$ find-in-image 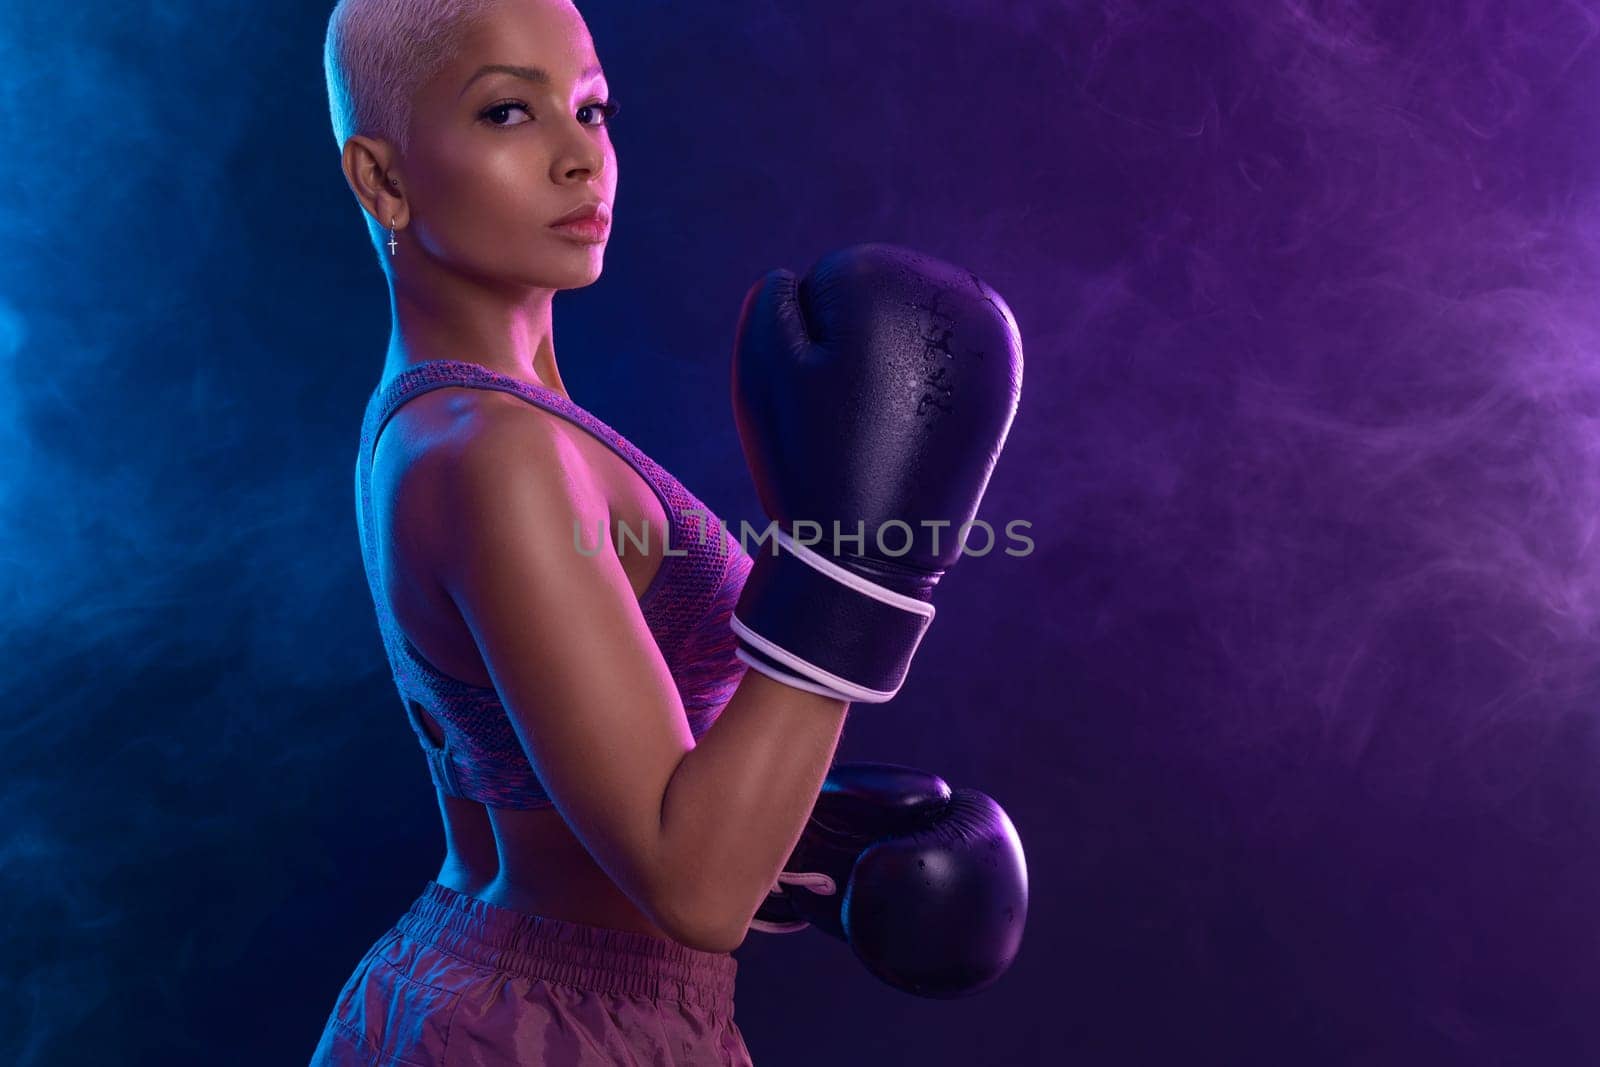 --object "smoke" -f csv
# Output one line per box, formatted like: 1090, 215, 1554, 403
0, 3, 388, 1063
4, 0, 1600, 1060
